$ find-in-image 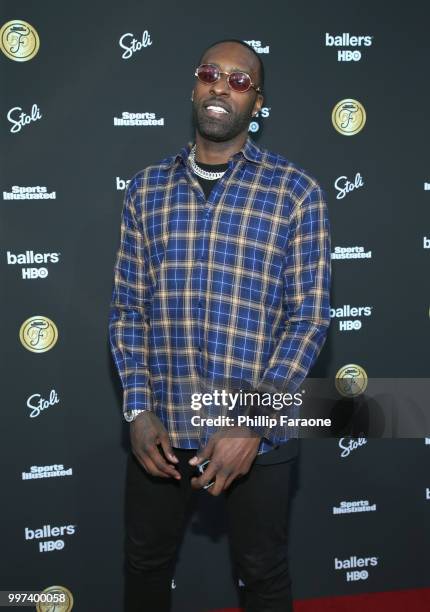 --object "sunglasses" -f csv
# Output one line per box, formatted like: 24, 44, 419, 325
194, 63, 262, 93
